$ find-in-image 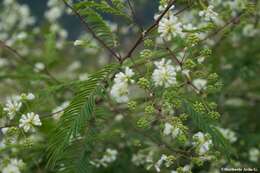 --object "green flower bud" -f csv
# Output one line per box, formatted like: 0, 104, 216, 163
137, 77, 150, 89
144, 39, 154, 48
200, 47, 212, 57
145, 105, 155, 114
137, 117, 150, 128
140, 49, 153, 59
209, 111, 220, 120
23, 138, 33, 148
128, 101, 137, 110
186, 33, 200, 46
193, 102, 206, 113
